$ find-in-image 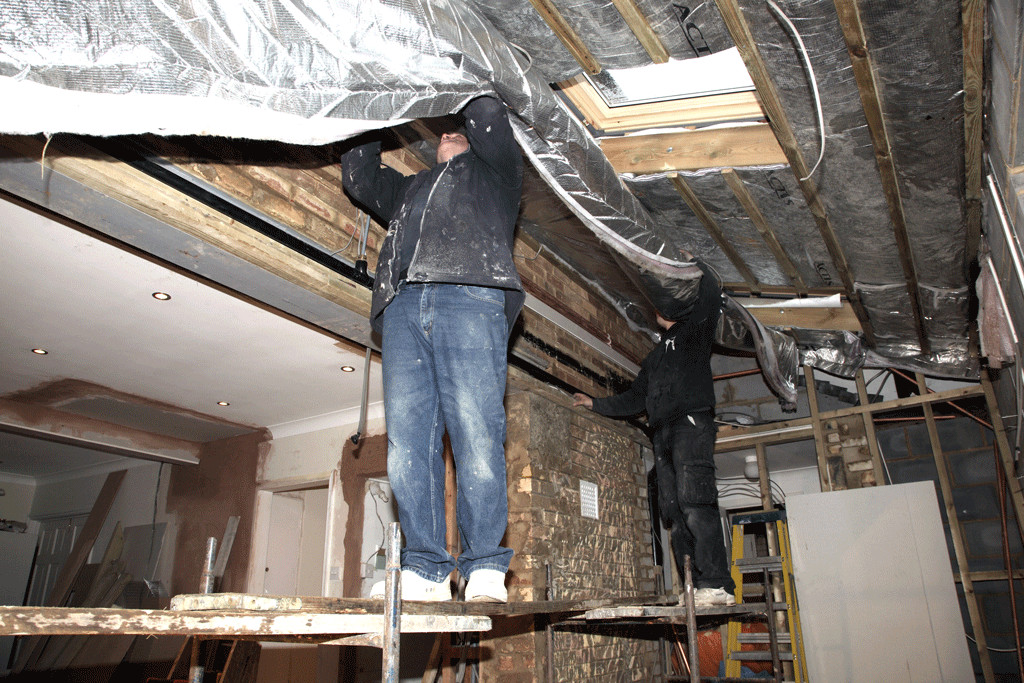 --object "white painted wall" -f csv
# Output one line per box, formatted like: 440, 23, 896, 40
262, 407, 385, 484
0, 475, 35, 523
